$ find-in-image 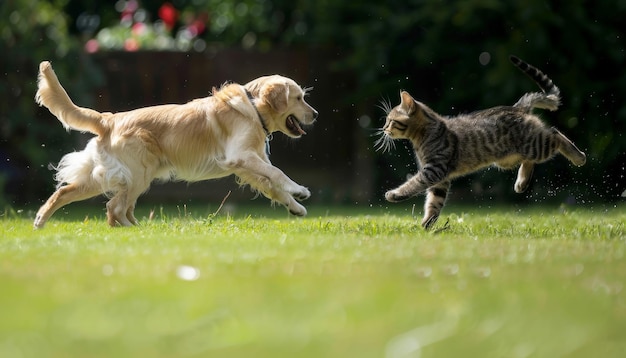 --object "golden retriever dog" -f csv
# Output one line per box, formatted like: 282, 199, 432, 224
33, 61, 318, 228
